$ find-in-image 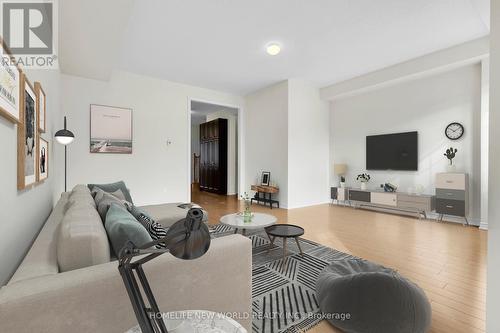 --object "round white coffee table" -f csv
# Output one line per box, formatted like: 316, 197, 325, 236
126, 310, 246, 333
220, 213, 277, 235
